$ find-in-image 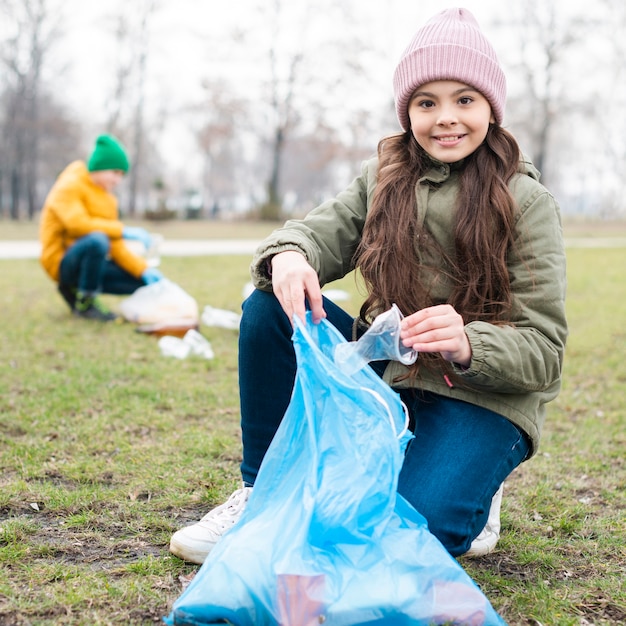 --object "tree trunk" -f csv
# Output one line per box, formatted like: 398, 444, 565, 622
260, 126, 284, 221
10, 168, 20, 220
